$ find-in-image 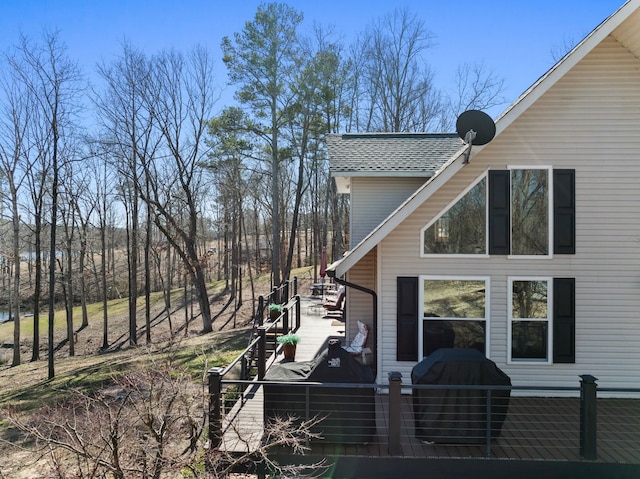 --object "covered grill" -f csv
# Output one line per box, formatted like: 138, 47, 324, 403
411, 348, 511, 444
264, 339, 375, 443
